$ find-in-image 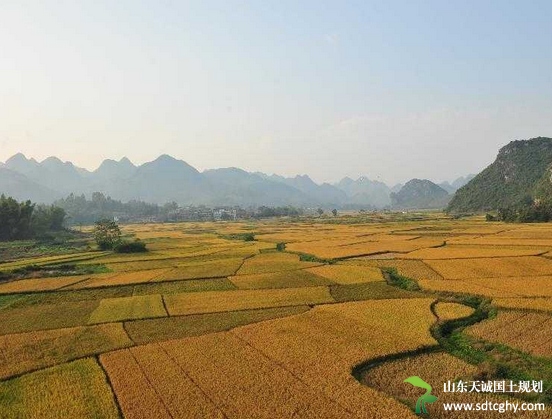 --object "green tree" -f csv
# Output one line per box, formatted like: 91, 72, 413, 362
317, 208, 324, 216
332, 209, 338, 217
93, 219, 121, 250
0, 195, 35, 241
